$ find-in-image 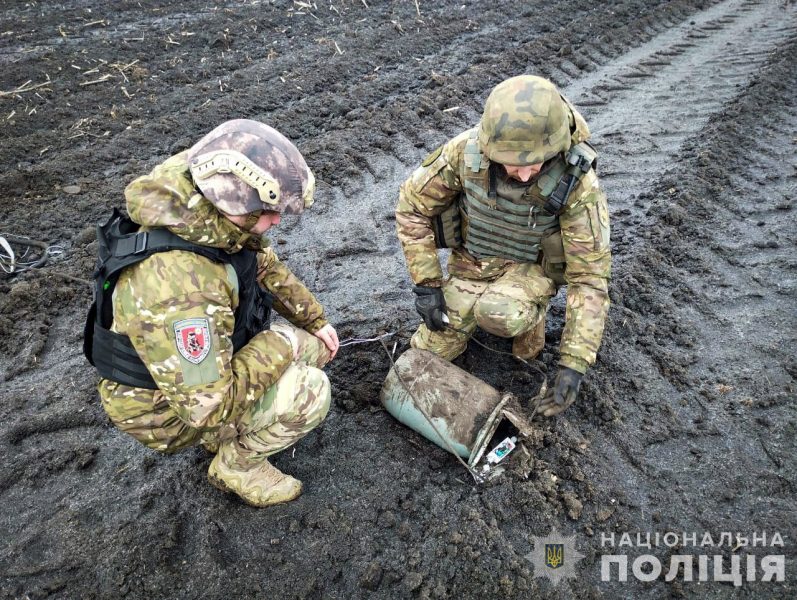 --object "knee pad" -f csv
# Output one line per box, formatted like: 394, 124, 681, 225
474, 292, 541, 338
